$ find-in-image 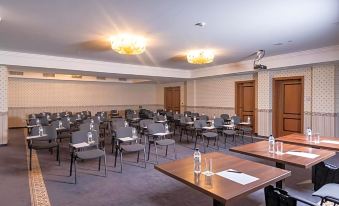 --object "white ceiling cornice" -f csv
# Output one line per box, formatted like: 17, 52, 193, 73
0, 50, 191, 79
1, 45, 339, 80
